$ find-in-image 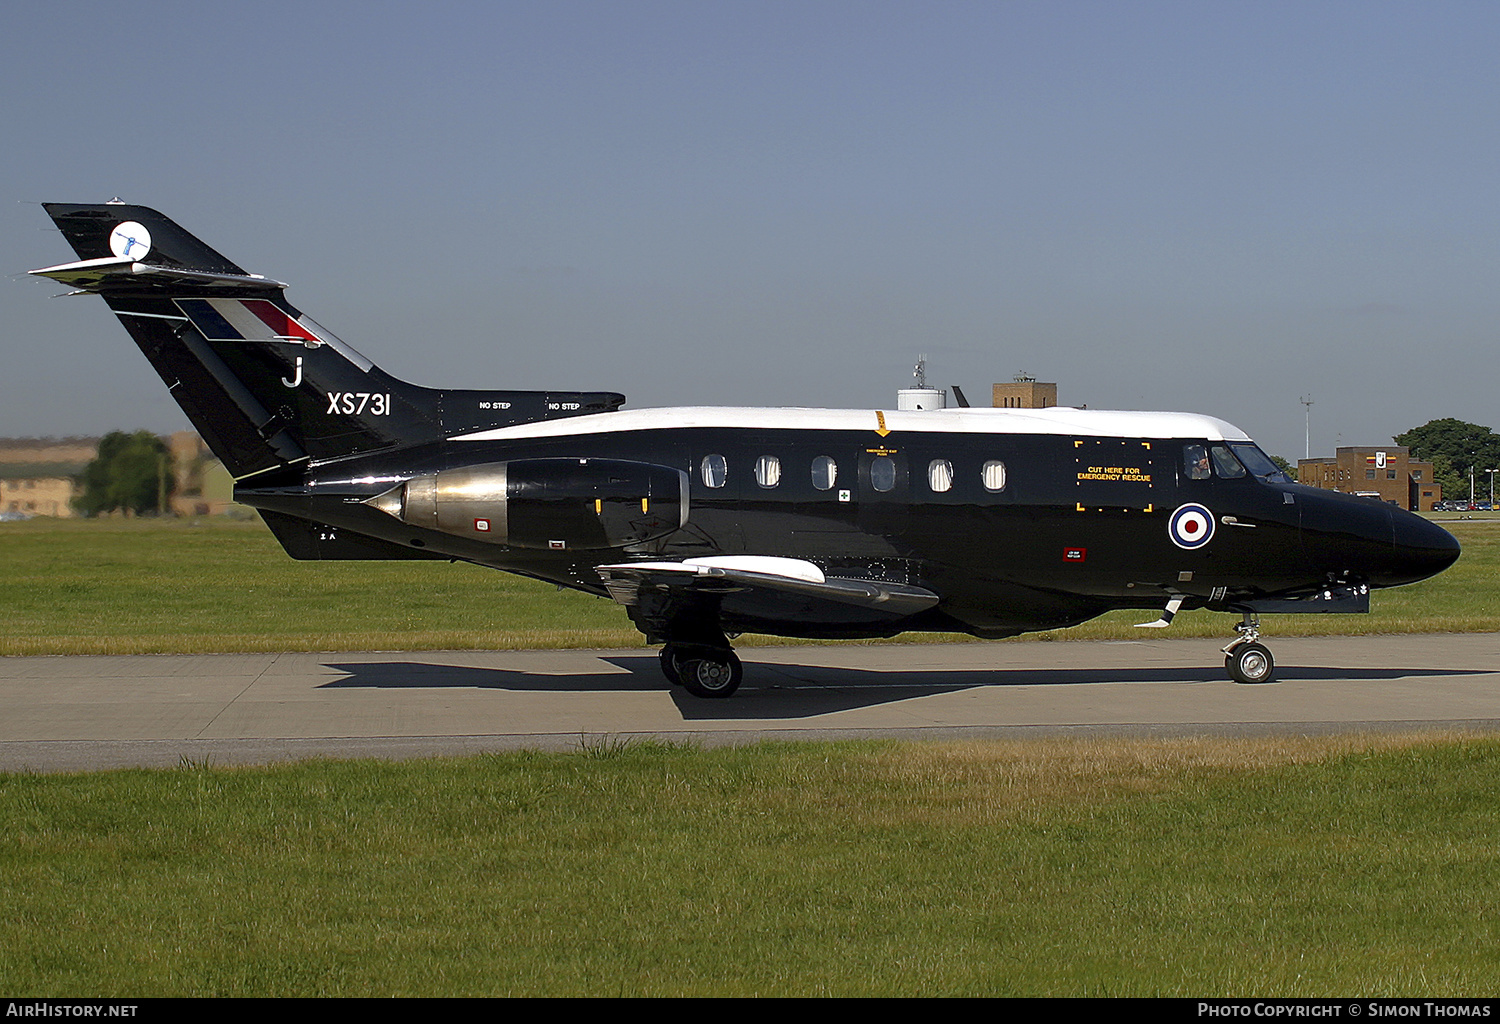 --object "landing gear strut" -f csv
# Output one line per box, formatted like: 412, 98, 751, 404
659, 642, 742, 698
1222, 613, 1276, 684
